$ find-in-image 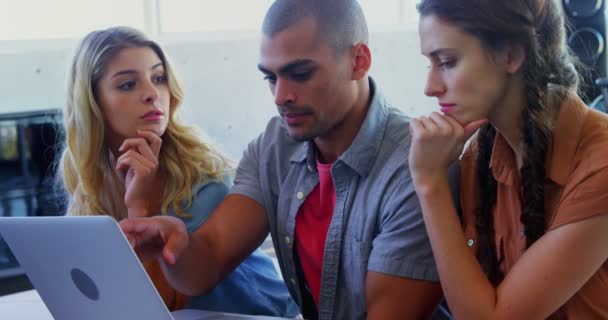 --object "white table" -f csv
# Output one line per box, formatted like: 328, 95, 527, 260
0, 290, 296, 319
0, 290, 54, 319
